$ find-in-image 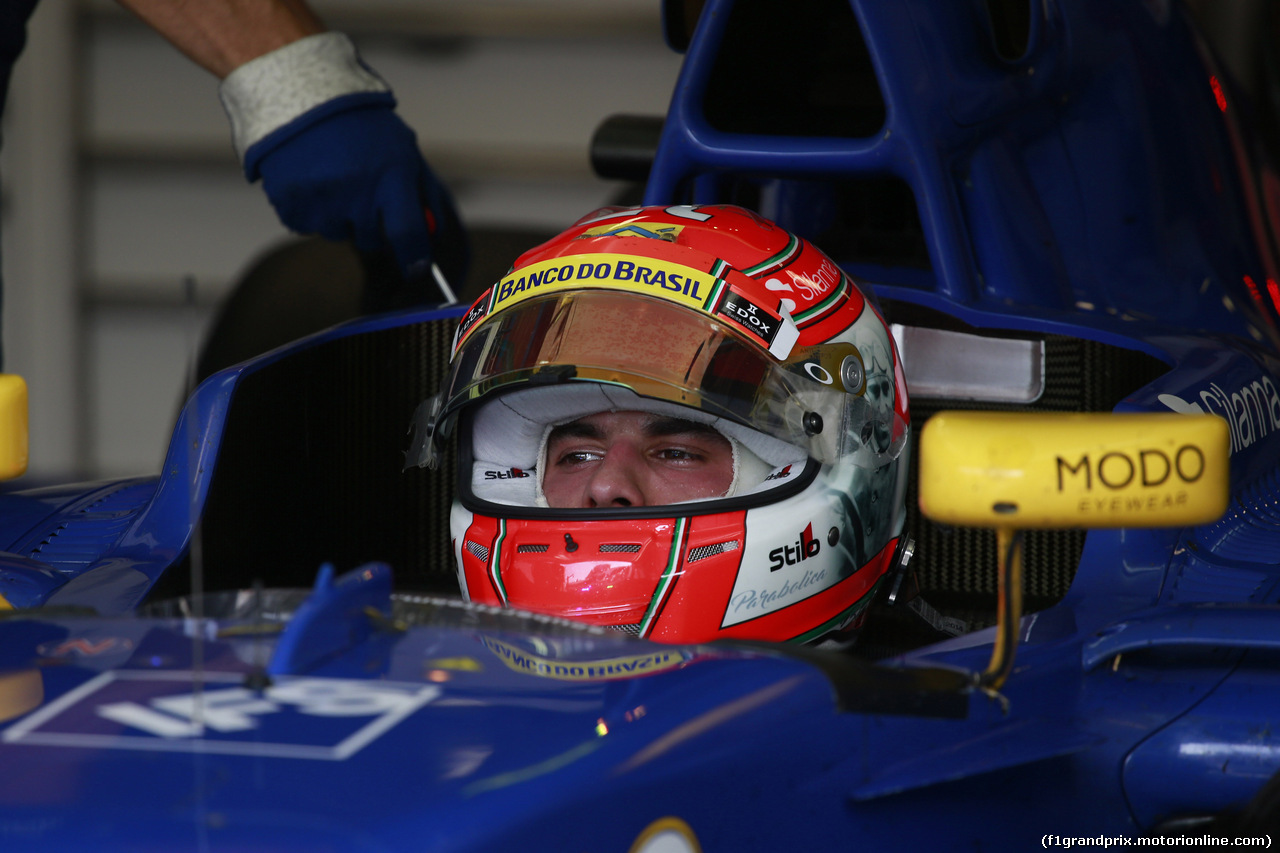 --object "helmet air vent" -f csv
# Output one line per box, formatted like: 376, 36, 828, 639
599, 543, 642, 554
687, 540, 741, 563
